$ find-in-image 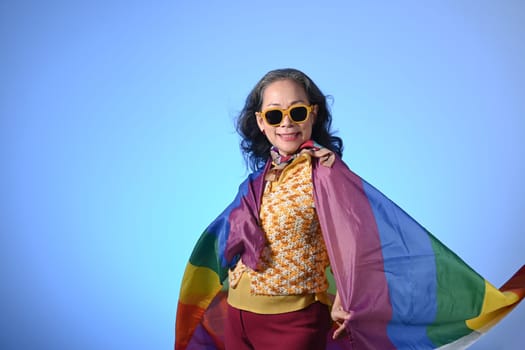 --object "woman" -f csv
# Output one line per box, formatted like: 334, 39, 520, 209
225, 69, 351, 349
